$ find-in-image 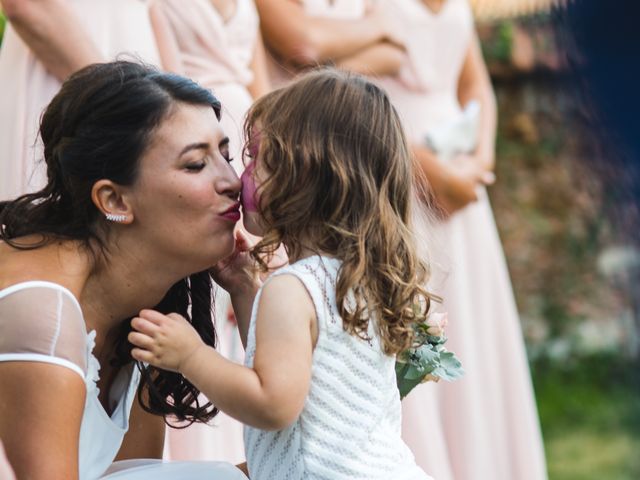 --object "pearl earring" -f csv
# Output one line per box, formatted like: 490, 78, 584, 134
105, 213, 127, 222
